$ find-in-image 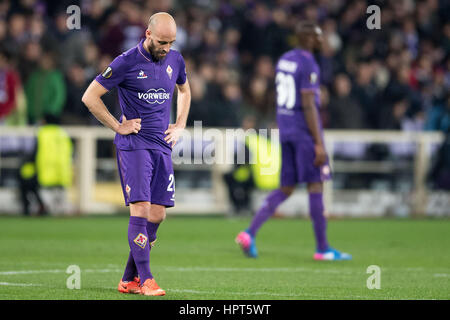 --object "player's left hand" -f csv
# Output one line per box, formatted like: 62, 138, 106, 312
164, 123, 184, 147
